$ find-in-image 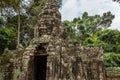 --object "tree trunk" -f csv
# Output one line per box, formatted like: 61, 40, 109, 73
17, 9, 20, 49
